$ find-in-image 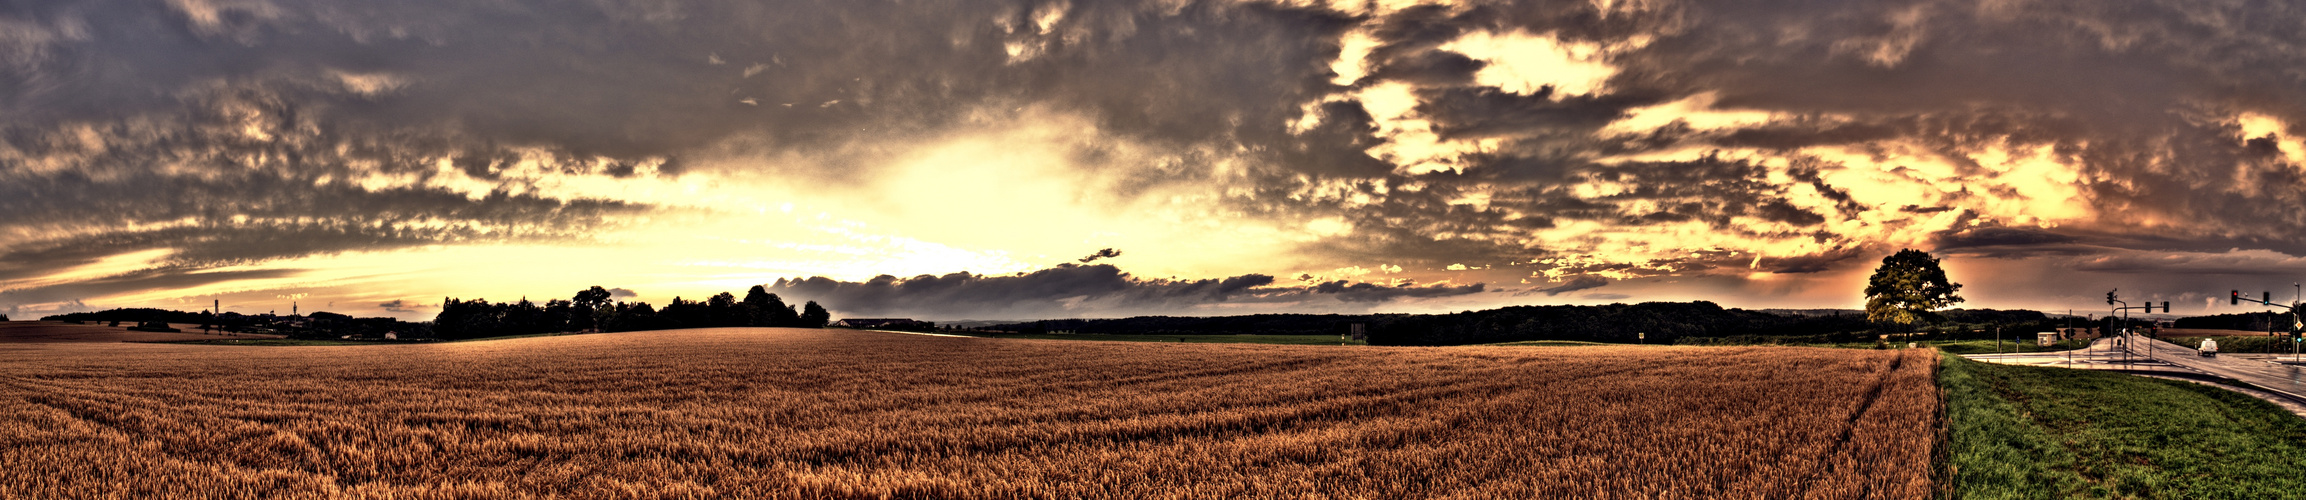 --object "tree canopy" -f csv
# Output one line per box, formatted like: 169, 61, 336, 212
1863, 249, 1965, 327
435, 285, 832, 339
